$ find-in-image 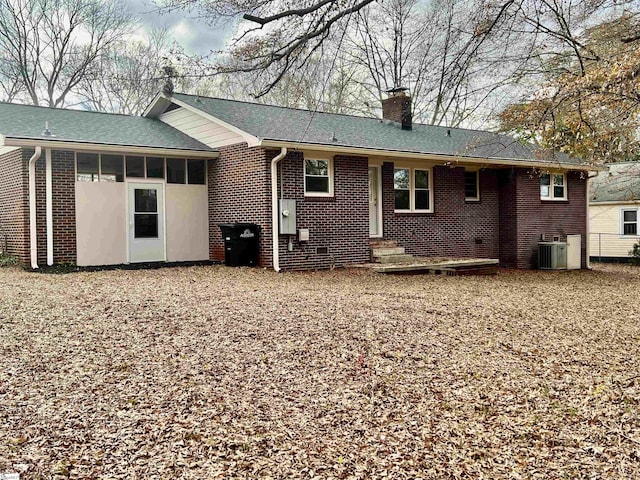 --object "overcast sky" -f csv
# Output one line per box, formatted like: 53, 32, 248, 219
123, 0, 237, 55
